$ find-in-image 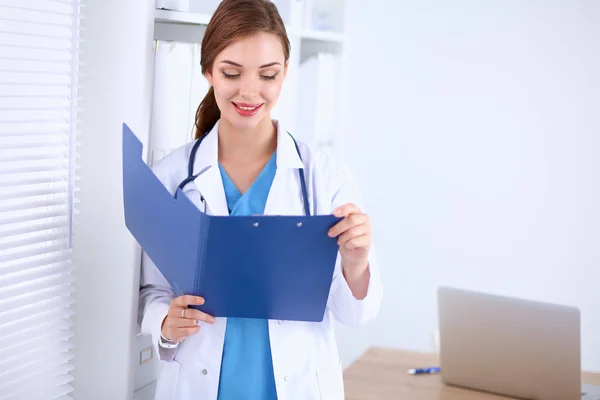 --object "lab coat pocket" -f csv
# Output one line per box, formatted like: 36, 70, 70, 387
316, 363, 344, 400
154, 360, 181, 400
